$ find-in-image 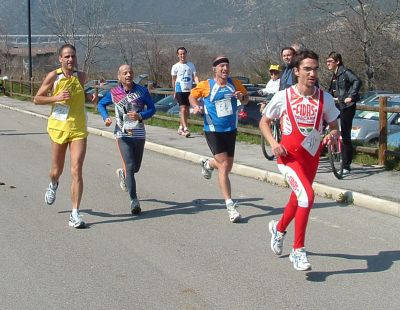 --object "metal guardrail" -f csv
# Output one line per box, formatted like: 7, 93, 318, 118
2, 78, 399, 163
